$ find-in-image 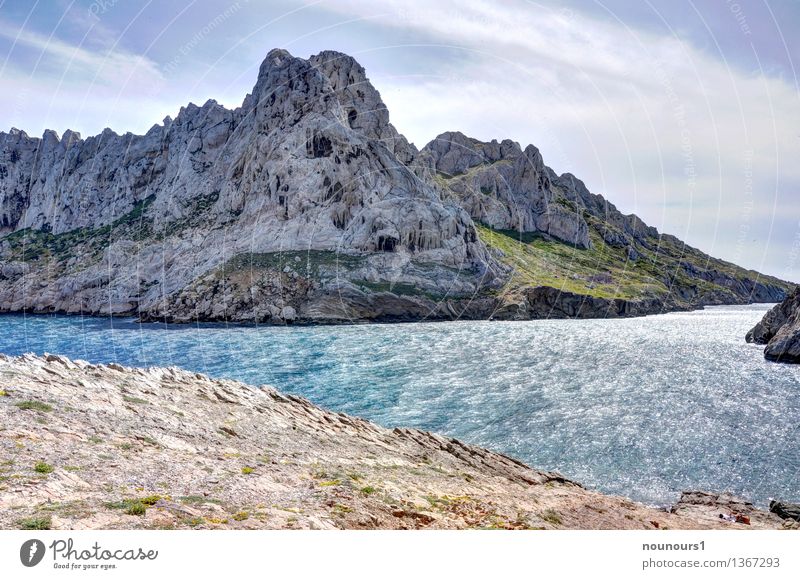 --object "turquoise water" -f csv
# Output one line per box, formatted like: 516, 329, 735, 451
2, 304, 798, 507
